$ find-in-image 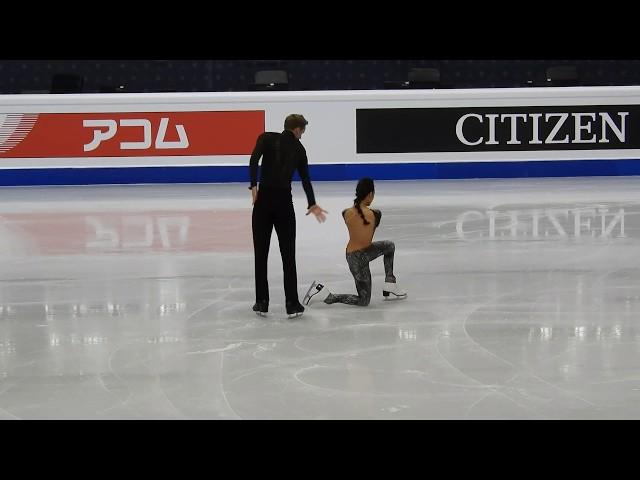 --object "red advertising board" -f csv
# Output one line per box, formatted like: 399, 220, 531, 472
0, 111, 265, 158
